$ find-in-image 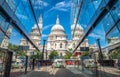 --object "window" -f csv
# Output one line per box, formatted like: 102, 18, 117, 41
60, 43, 62, 48
60, 53, 63, 58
